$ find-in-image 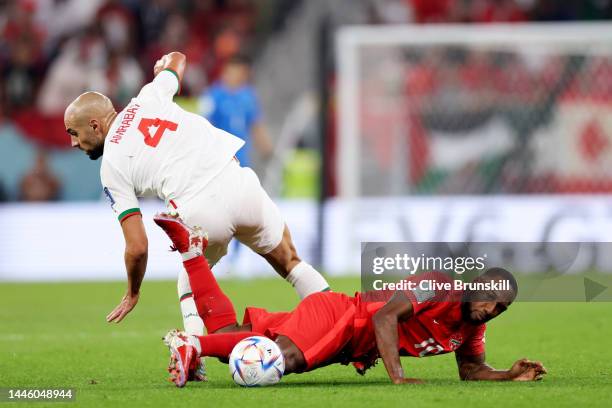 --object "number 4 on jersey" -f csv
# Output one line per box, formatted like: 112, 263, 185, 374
137, 118, 178, 147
